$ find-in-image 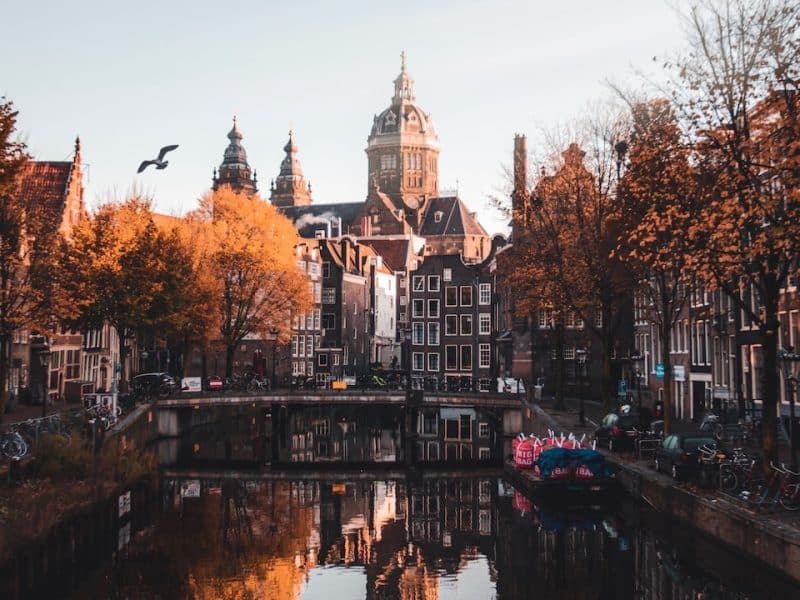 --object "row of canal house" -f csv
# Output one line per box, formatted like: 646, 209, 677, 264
634, 281, 800, 423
